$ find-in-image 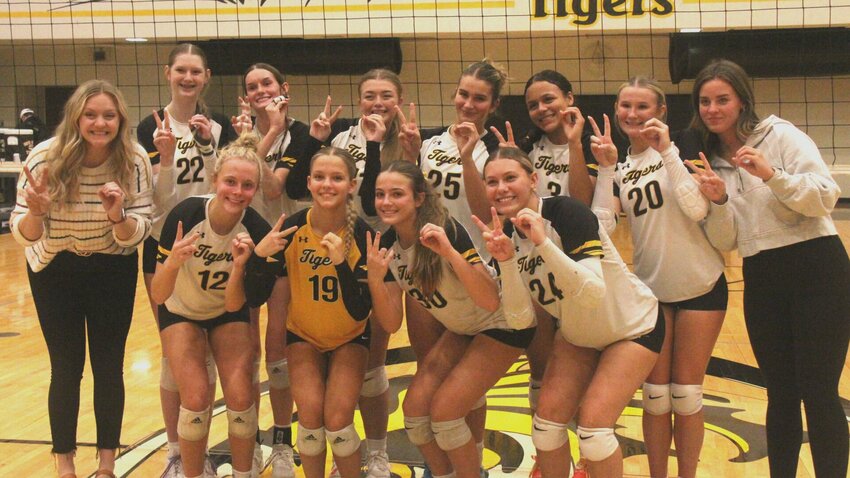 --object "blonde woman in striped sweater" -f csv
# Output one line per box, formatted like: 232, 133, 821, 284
11, 79, 153, 478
